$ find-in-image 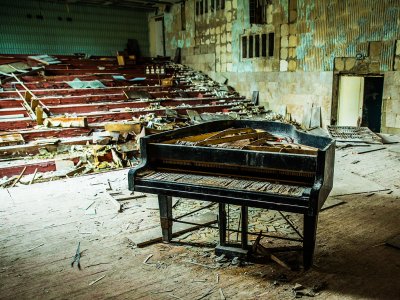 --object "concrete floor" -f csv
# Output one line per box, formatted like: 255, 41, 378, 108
1, 144, 400, 299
